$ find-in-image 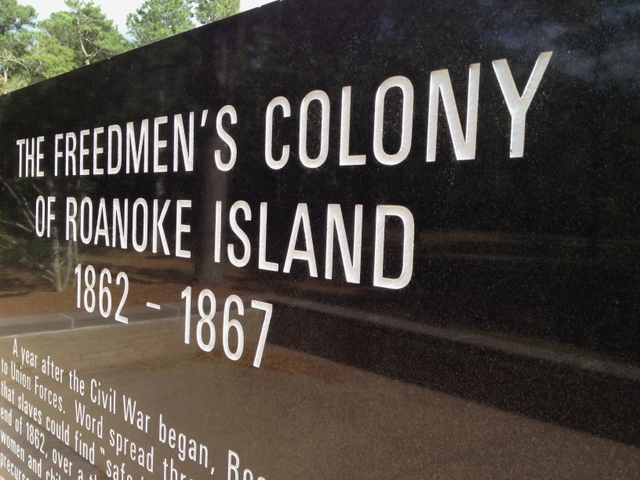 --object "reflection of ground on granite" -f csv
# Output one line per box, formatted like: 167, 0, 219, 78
2, 325, 640, 480
0, 249, 193, 318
